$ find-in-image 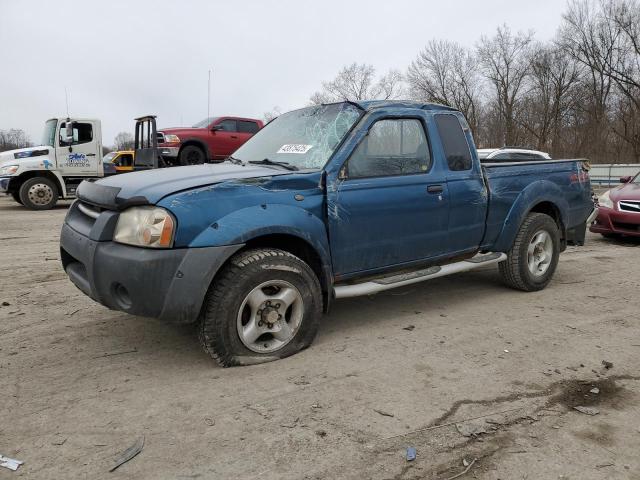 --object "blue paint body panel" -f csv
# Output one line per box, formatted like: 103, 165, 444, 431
87, 101, 594, 287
